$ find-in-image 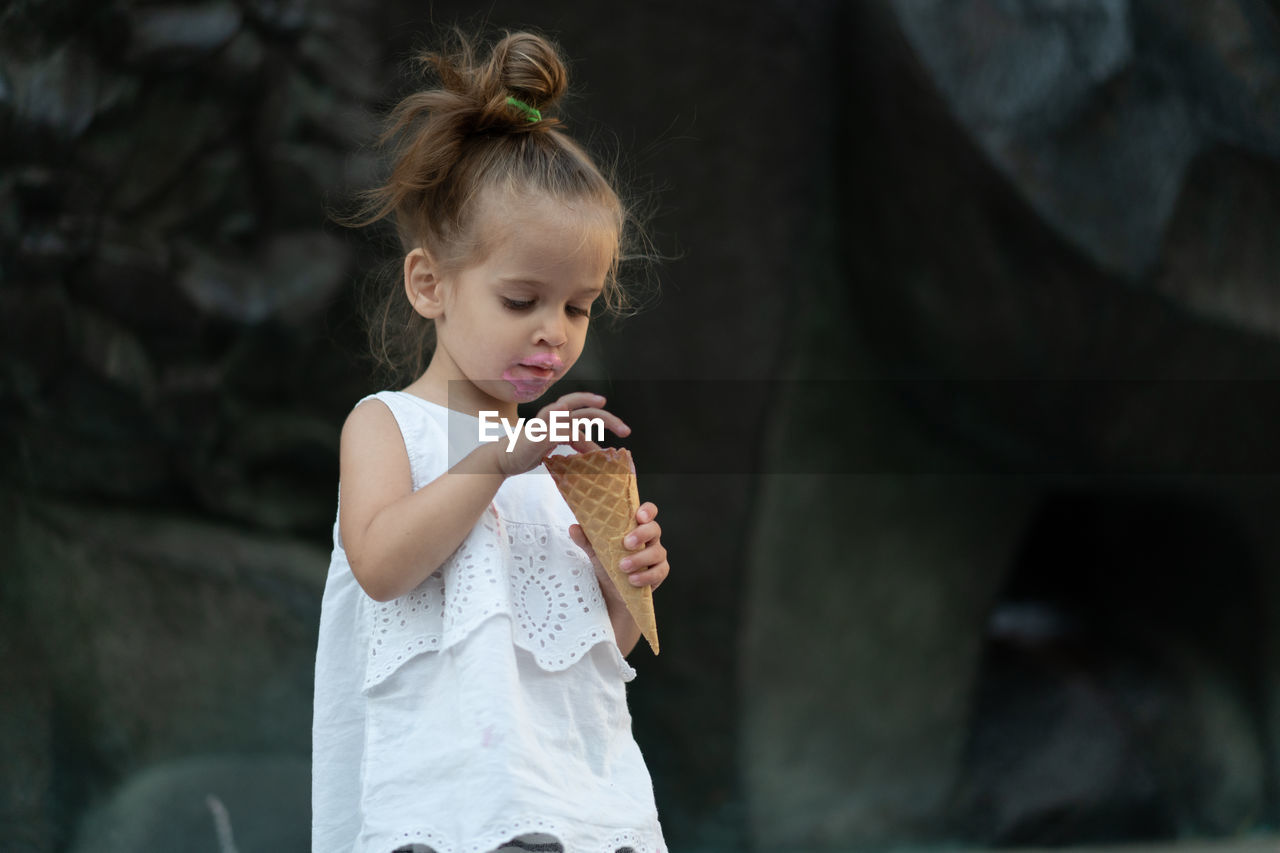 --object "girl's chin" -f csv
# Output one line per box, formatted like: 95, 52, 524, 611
508, 380, 552, 403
